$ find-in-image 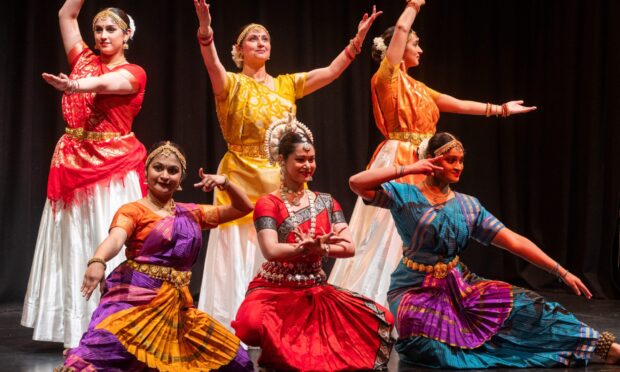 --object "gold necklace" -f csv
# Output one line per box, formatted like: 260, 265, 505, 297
105, 58, 128, 69
421, 180, 451, 205
254, 74, 270, 85
145, 195, 175, 215
281, 184, 305, 206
